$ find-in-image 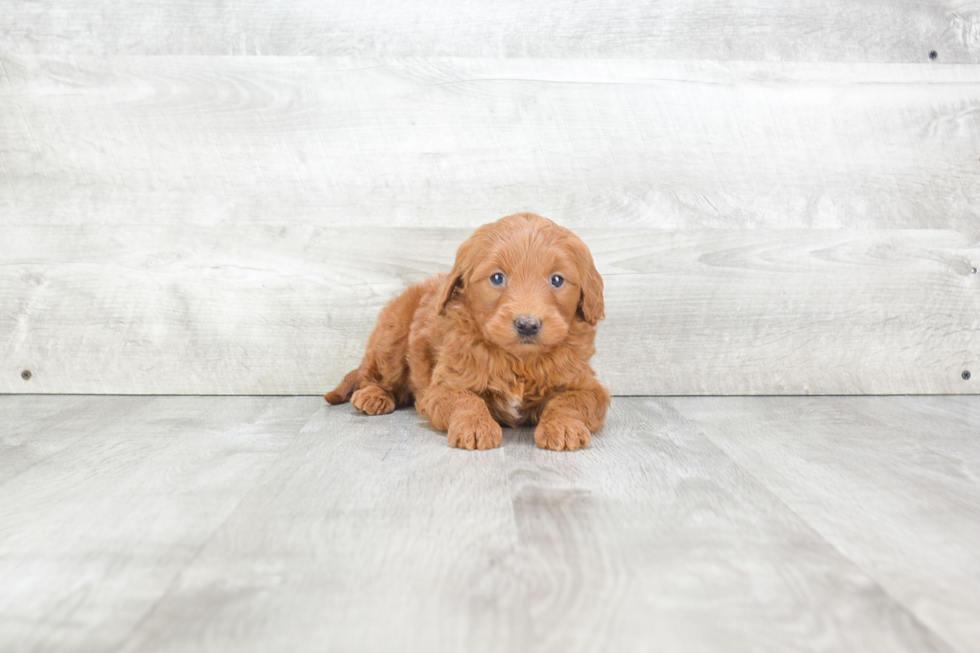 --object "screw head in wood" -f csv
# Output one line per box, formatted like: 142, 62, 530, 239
963, 370, 972, 381
929, 50, 938, 60
21, 370, 32, 381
